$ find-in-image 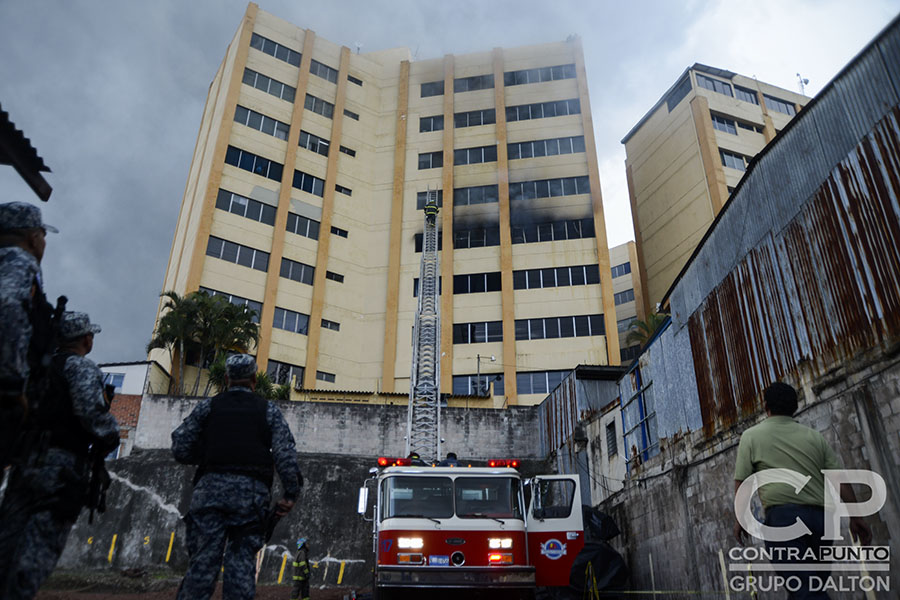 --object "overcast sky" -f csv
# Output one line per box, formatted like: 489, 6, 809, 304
1, 0, 897, 365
